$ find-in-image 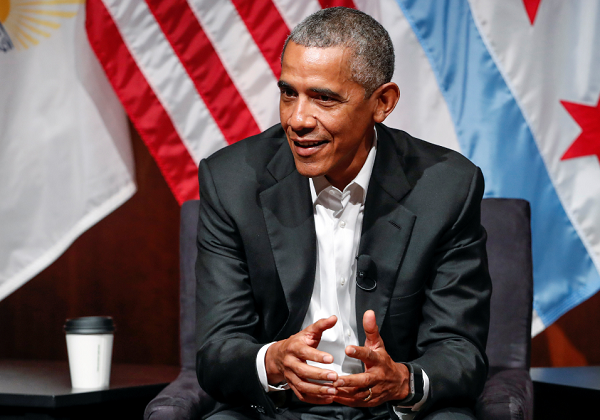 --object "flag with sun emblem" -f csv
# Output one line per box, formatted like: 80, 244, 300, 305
86, 0, 599, 333
0, 0, 136, 300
